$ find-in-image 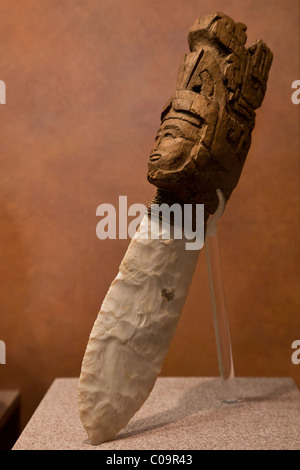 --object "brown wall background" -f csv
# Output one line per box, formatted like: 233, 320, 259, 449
0, 0, 299, 432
